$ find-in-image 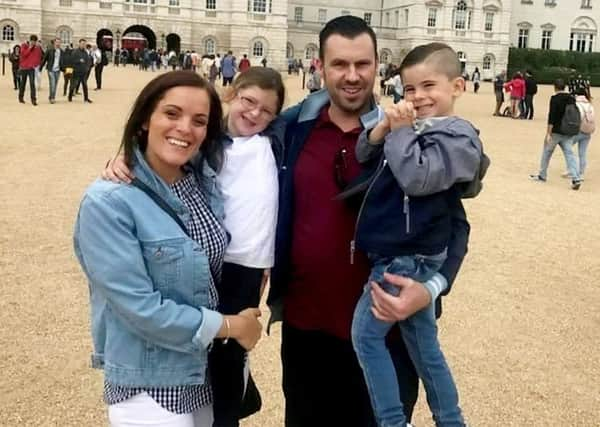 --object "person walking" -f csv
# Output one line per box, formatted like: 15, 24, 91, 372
69, 38, 93, 103
493, 71, 506, 116
41, 37, 64, 104
62, 46, 74, 97
238, 54, 251, 73
530, 79, 582, 190
566, 87, 595, 181
221, 51, 236, 86
18, 34, 43, 105
523, 70, 538, 120
504, 72, 525, 119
